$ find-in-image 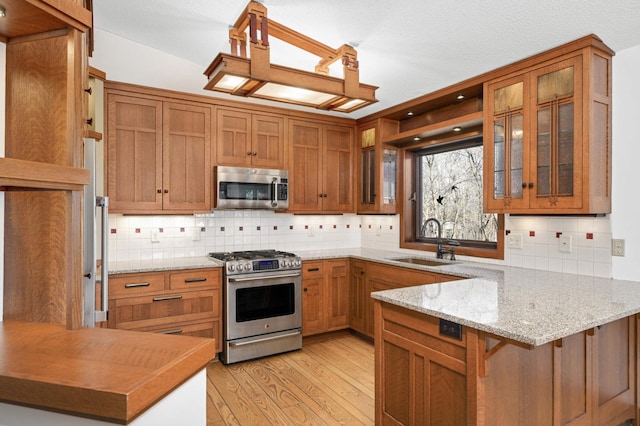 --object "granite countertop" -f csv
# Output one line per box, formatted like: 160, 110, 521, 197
297, 248, 640, 347
109, 256, 222, 275
107, 248, 640, 347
